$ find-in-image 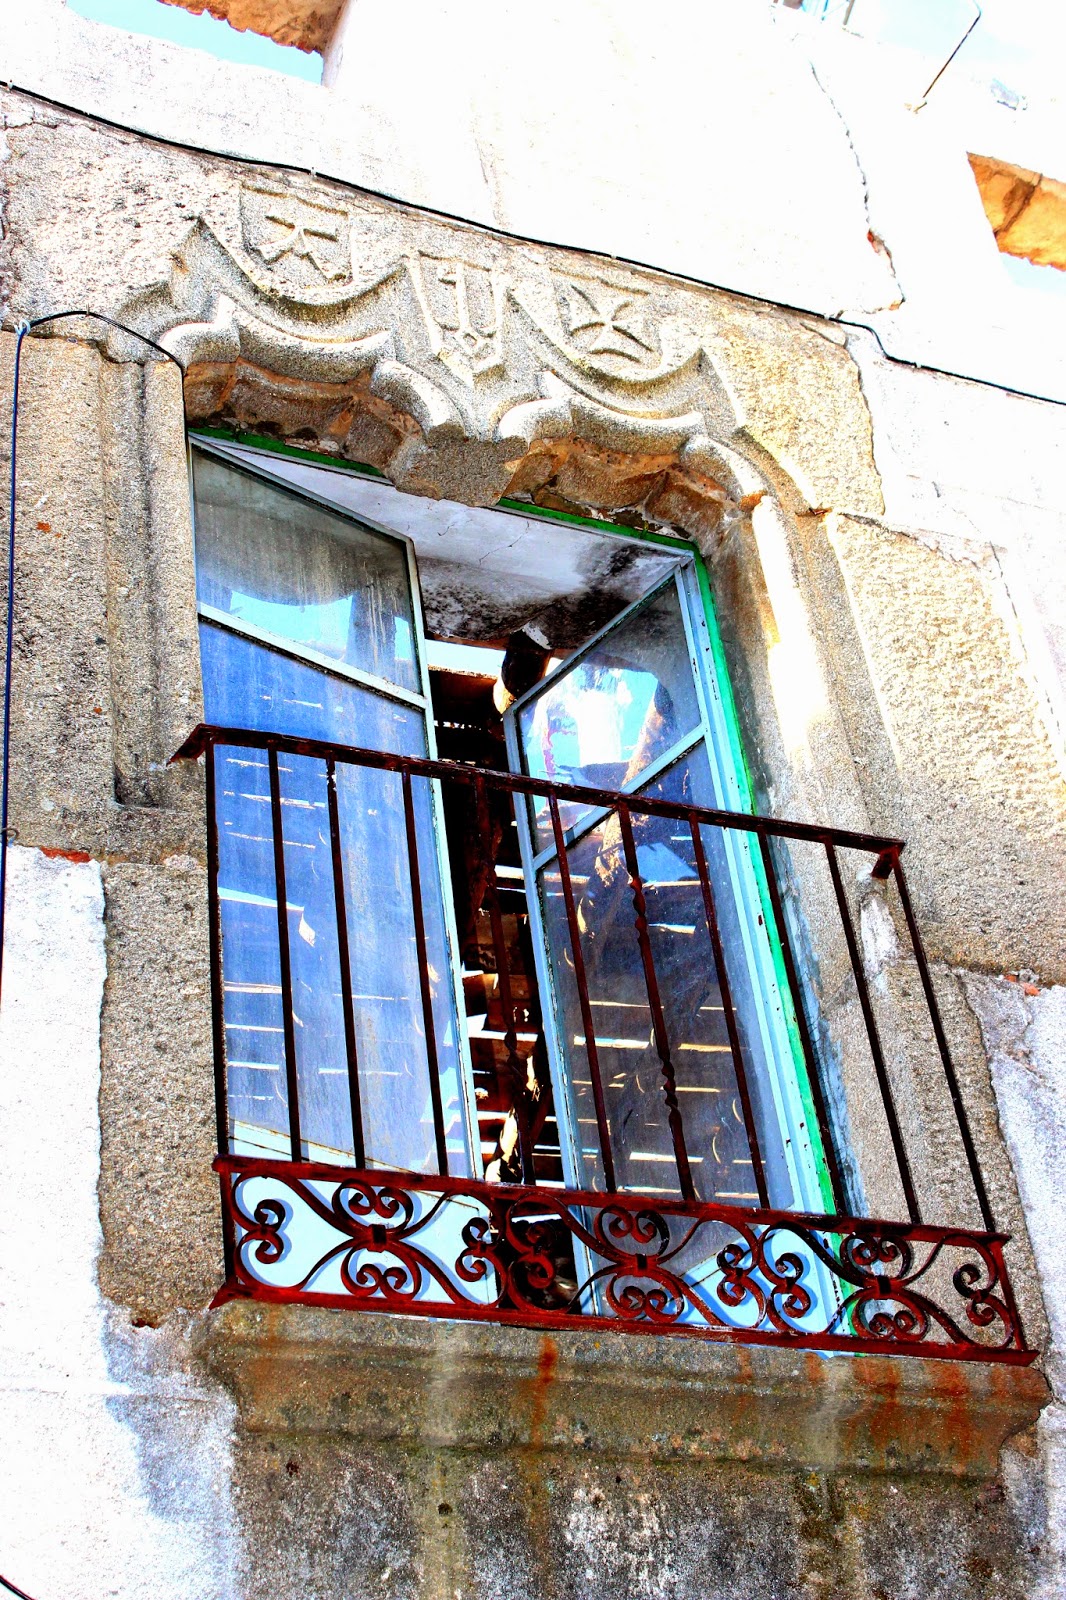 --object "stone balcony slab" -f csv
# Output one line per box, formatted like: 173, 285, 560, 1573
196, 1300, 1049, 1480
